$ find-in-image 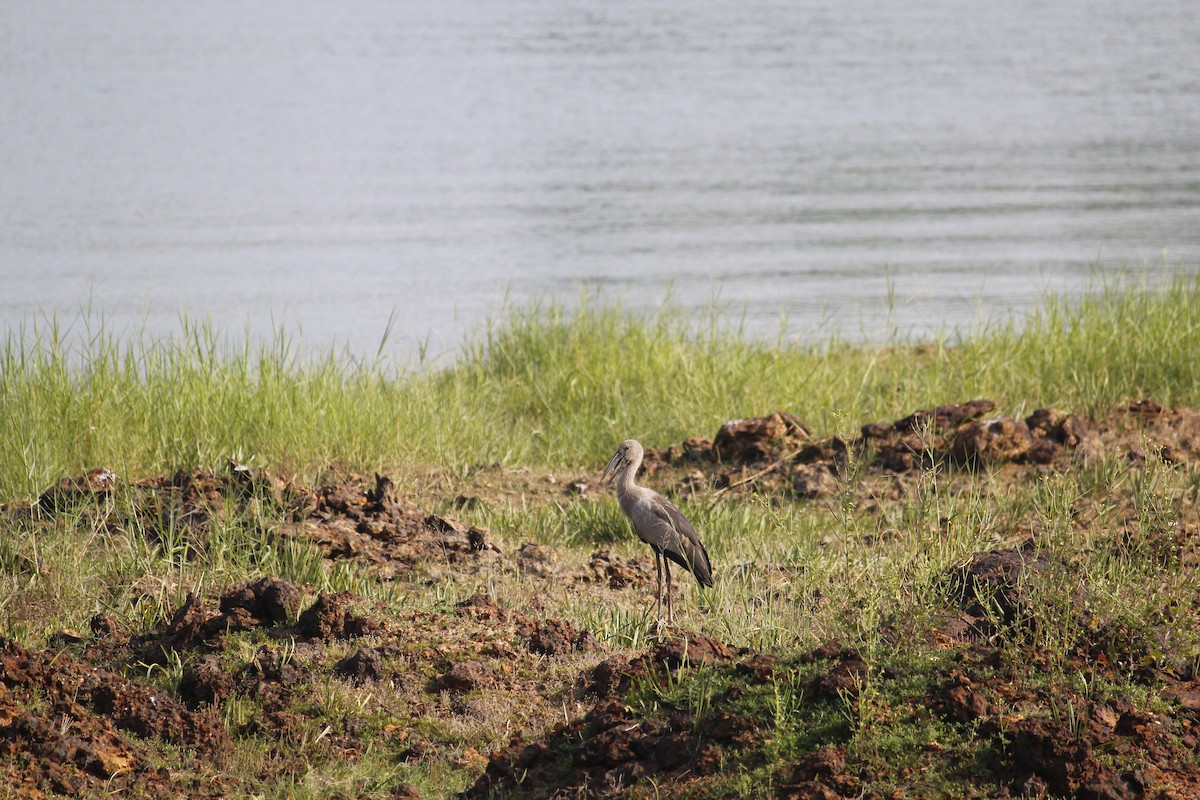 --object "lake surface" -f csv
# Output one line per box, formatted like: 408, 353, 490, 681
2, 1, 1198, 362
